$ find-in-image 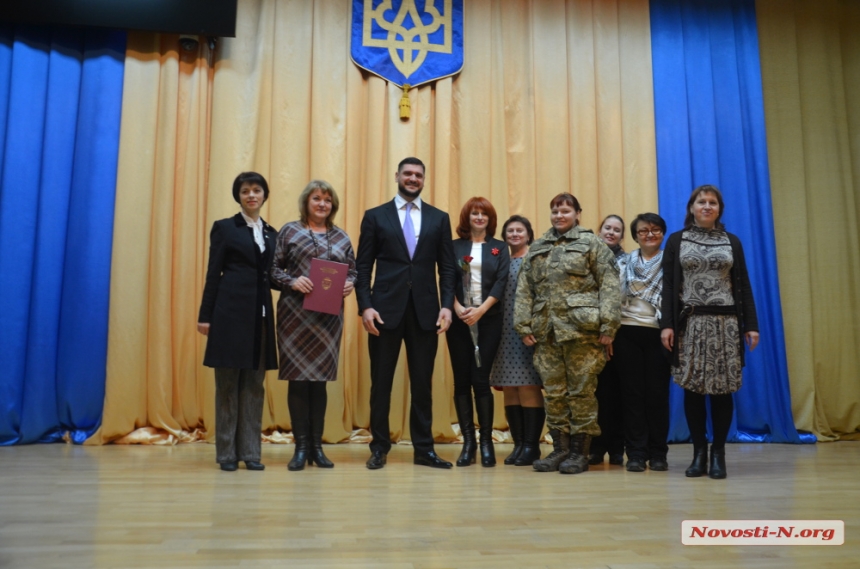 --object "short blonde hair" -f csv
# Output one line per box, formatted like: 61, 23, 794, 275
298, 180, 339, 229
